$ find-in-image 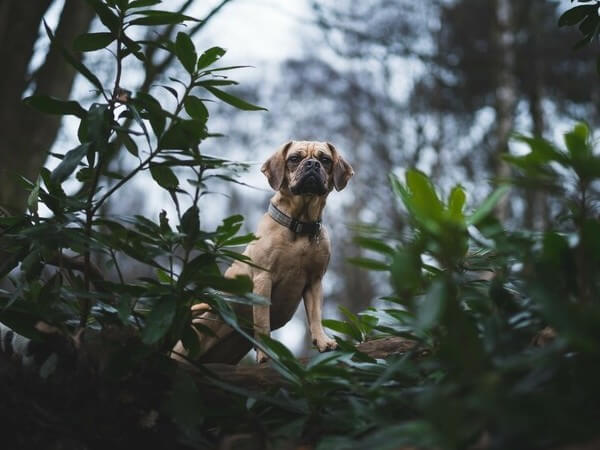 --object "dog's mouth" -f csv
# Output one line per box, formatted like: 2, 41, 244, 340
291, 172, 327, 195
